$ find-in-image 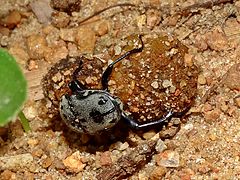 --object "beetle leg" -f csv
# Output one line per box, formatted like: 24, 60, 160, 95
69, 60, 86, 92
68, 80, 85, 92
121, 110, 175, 130
101, 35, 144, 90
